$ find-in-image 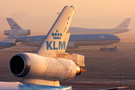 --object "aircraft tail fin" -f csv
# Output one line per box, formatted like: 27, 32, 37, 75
2, 25, 19, 43
6, 18, 23, 30
36, 5, 75, 57
115, 18, 131, 29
